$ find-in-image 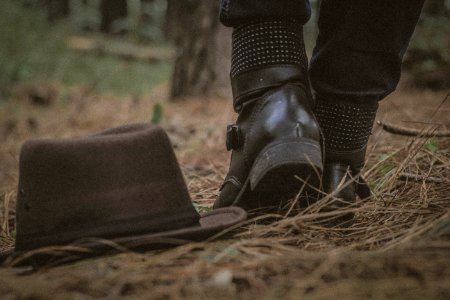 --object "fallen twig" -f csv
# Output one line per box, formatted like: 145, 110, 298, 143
398, 172, 448, 184
67, 36, 174, 62
377, 121, 450, 137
